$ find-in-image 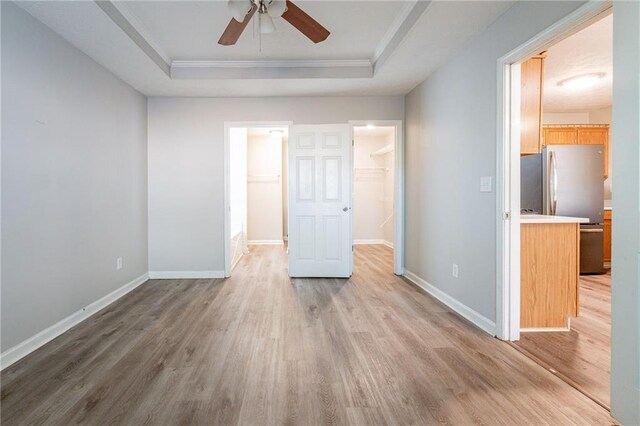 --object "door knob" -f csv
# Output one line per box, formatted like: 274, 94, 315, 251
342, 206, 350, 212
